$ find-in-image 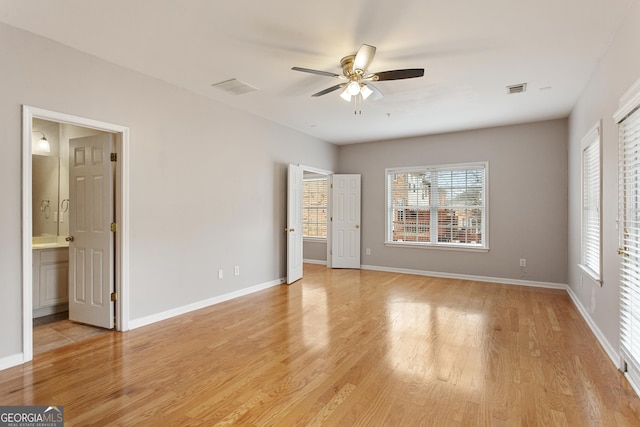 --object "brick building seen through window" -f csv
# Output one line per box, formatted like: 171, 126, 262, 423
388, 166, 485, 247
